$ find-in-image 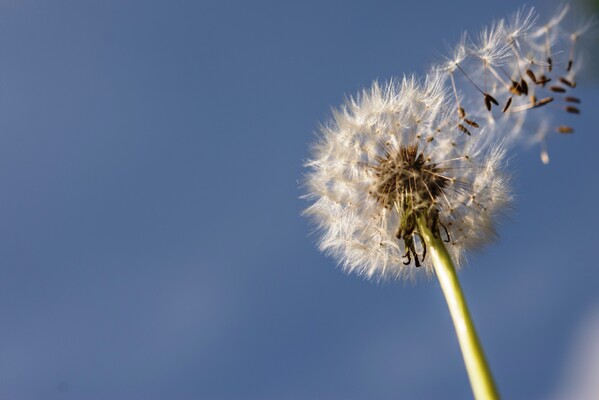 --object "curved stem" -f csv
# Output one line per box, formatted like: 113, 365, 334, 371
417, 216, 499, 400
